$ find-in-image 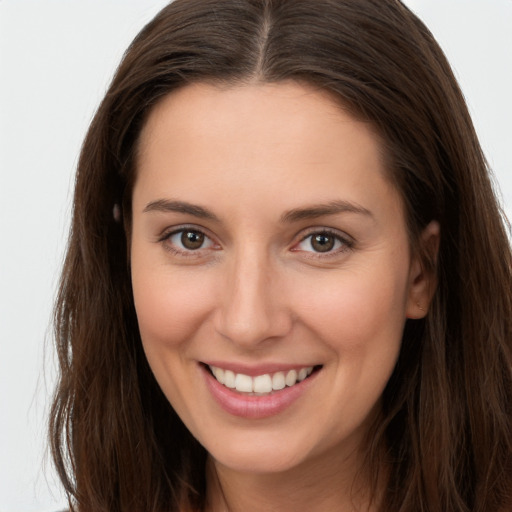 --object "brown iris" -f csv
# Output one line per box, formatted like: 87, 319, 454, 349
311, 233, 335, 252
181, 230, 204, 250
